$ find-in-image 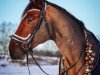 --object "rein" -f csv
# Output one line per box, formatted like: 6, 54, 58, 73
26, 49, 49, 75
